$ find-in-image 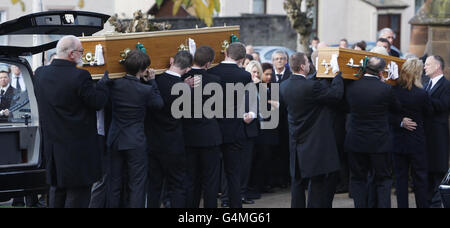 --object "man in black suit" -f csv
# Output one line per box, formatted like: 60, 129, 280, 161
0, 71, 15, 122
280, 52, 344, 208
182, 46, 222, 208
271, 50, 292, 190
378, 28, 400, 57
107, 50, 164, 208
147, 51, 193, 208
423, 55, 450, 208
34, 35, 110, 208
208, 42, 255, 208
345, 56, 401, 208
